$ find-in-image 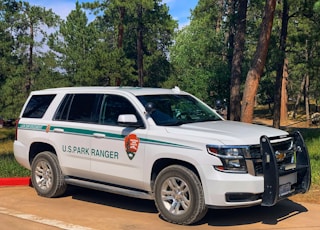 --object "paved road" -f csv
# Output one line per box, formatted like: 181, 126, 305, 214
1, 185, 320, 230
